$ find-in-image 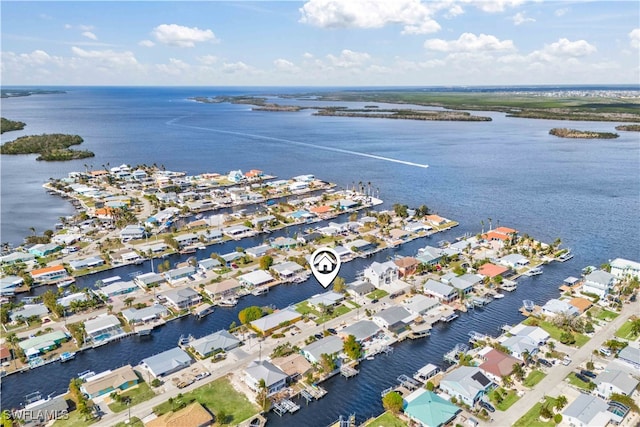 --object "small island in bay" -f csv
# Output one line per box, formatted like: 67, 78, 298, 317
549, 128, 619, 139
0, 88, 66, 98
1, 117, 26, 134
615, 124, 640, 131
0, 133, 95, 161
